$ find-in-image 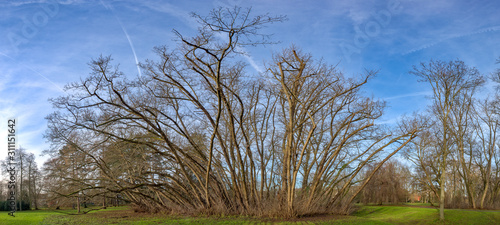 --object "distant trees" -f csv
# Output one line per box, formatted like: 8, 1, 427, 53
1, 148, 42, 210
25, 152, 42, 210
360, 160, 411, 205
42, 7, 420, 217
